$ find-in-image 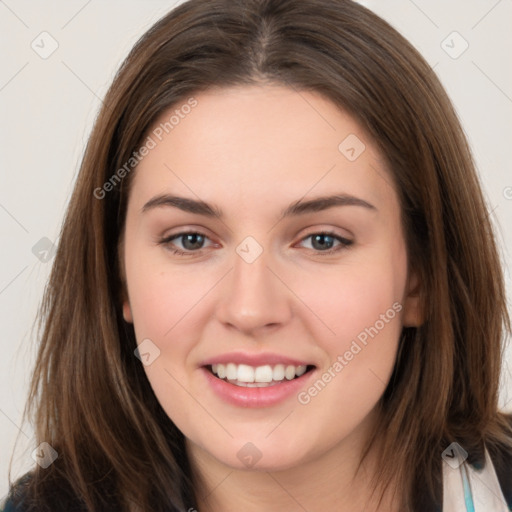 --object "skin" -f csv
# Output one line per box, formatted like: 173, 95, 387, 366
120, 84, 423, 512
